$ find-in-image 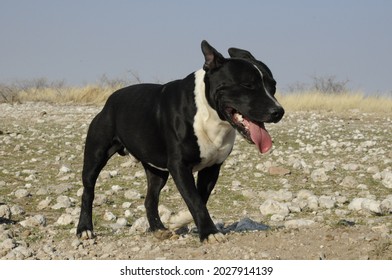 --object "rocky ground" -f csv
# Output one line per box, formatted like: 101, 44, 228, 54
0, 102, 391, 260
